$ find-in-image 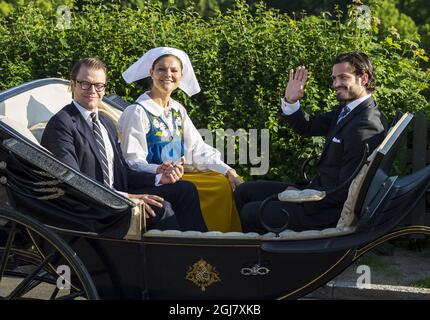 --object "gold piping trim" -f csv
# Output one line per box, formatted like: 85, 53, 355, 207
354, 226, 430, 259
33, 179, 62, 186
277, 249, 353, 300
32, 170, 55, 179
143, 241, 260, 248
33, 187, 65, 200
